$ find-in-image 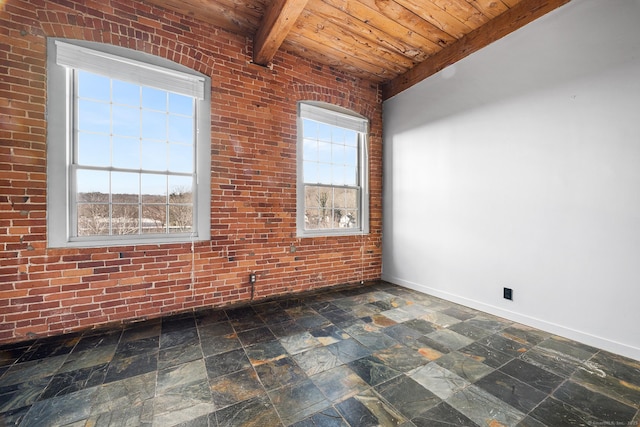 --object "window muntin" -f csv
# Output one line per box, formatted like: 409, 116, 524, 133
297, 102, 369, 236
47, 39, 211, 248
